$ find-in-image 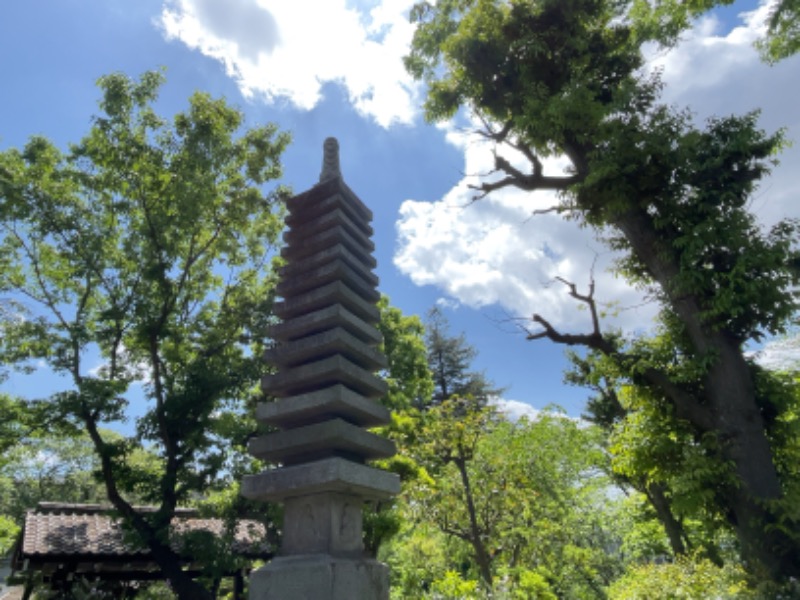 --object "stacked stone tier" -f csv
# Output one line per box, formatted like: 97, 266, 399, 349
243, 176, 399, 506
256, 384, 390, 429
